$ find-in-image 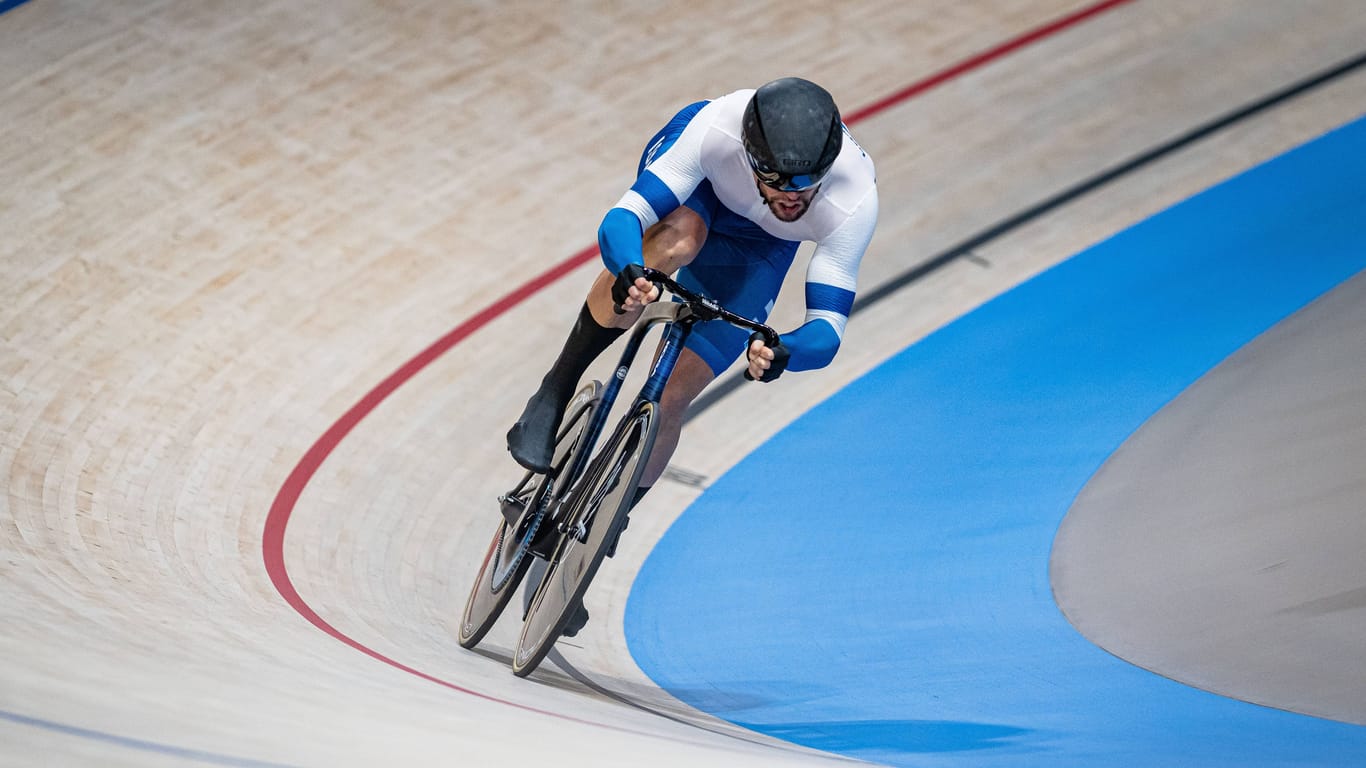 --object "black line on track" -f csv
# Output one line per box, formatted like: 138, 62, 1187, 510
549, 46, 1366, 733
